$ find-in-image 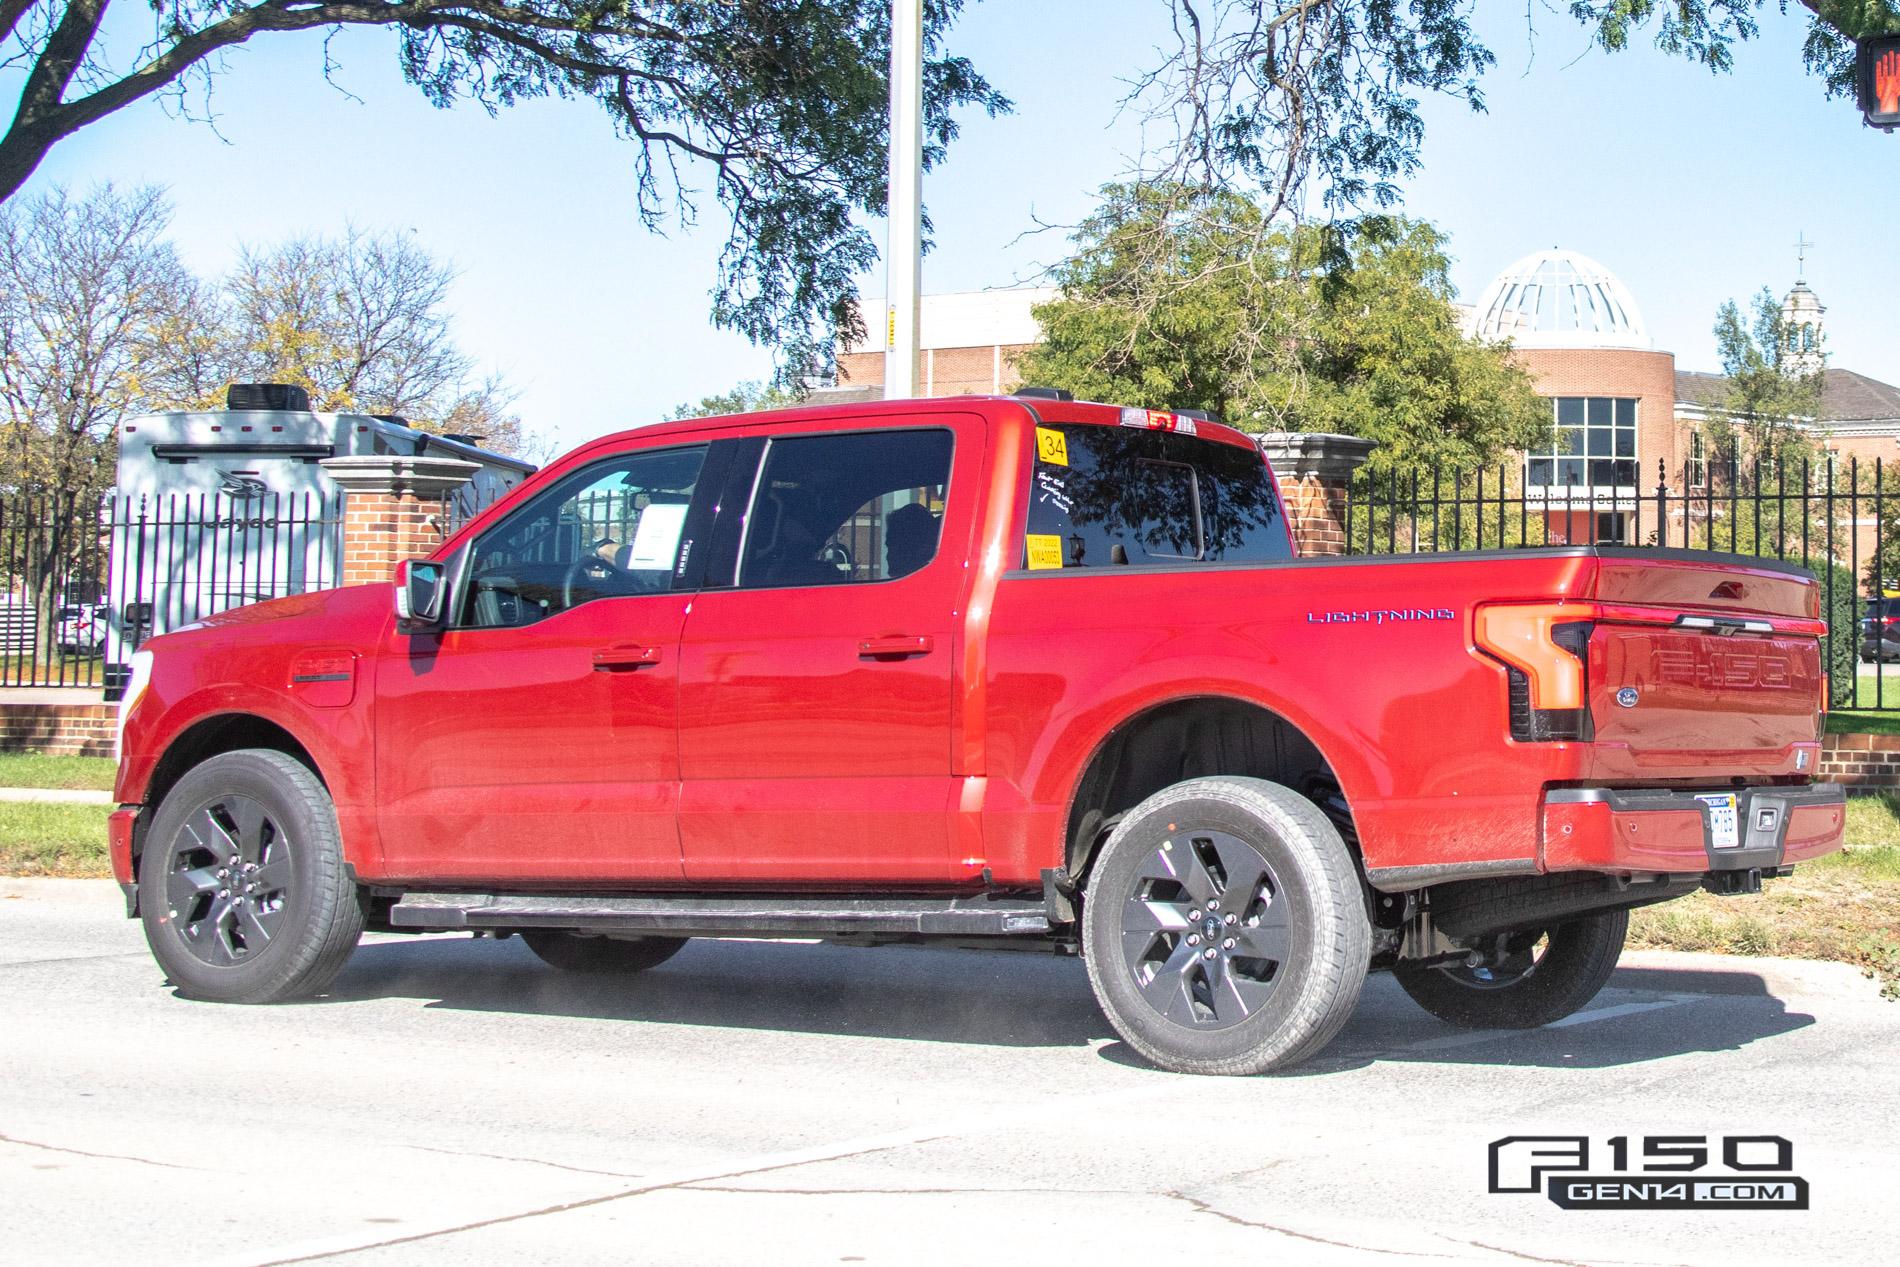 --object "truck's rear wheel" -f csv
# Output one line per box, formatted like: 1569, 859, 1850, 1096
520, 931, 687, 973
138, 749, 364, 1003
1081, 777, 1371, 1075
1393, 908, 1627, 1029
